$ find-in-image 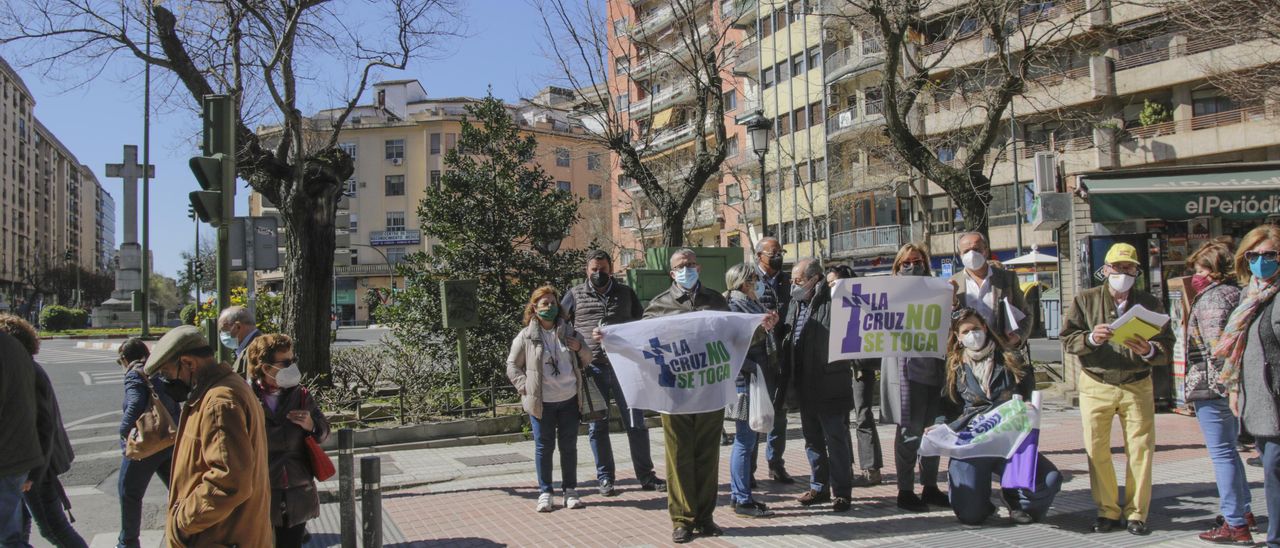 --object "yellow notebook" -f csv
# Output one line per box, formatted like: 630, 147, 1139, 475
1109, 305, 1169, 347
